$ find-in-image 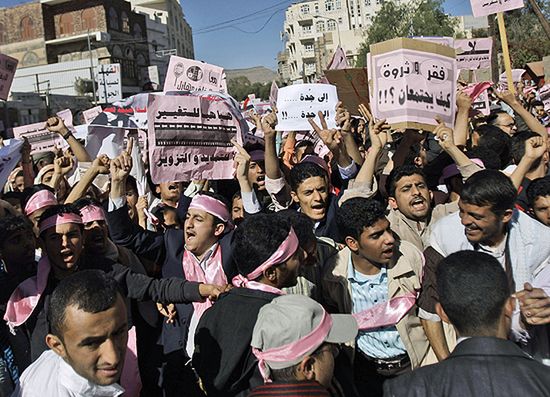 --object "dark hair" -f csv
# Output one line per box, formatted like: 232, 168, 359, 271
276, 210, 316, 249
461, 170, 516, 216
231, 213, 292, 277
530, 100, 544, 108
475, 125, 511, 168
437, 251, 510, 335
73, 197, 102, 211
485, 110, 509, 126
270, 343, 327, 381
387, 165, 427, 198
2, 191, 24, 203
511, 131, 541, 171
48, 270, 122, 338
20, 184, 55, 211
38, 204, 82, 237
125, 175, 138, 193
0, 215, 33, 249
526, 176, 550, 208
294, 140, 314, 150
289, 161, 327, 192
467, 147, 501, 171
336, 198, 386, 241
